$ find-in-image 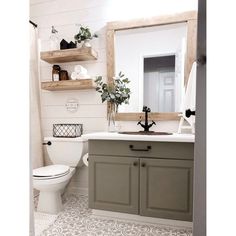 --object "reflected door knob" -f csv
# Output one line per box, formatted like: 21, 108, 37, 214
141, 163, 146, 167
